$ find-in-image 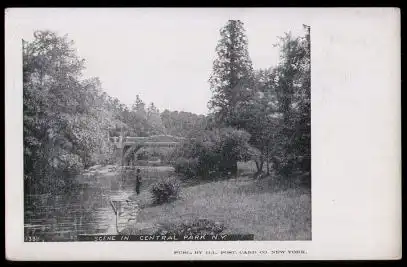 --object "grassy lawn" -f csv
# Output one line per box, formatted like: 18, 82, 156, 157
123, 162, 311, 240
